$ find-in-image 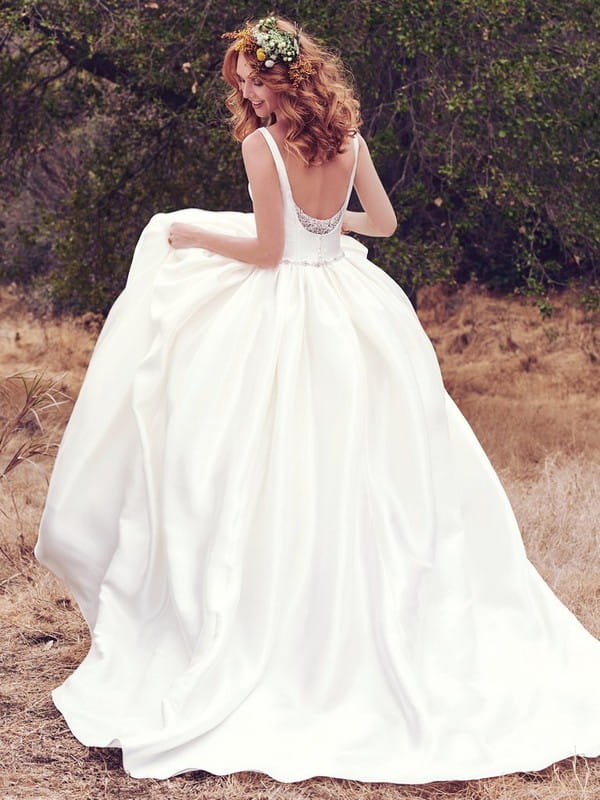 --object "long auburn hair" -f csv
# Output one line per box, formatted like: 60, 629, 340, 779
221, 17, 362, 165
